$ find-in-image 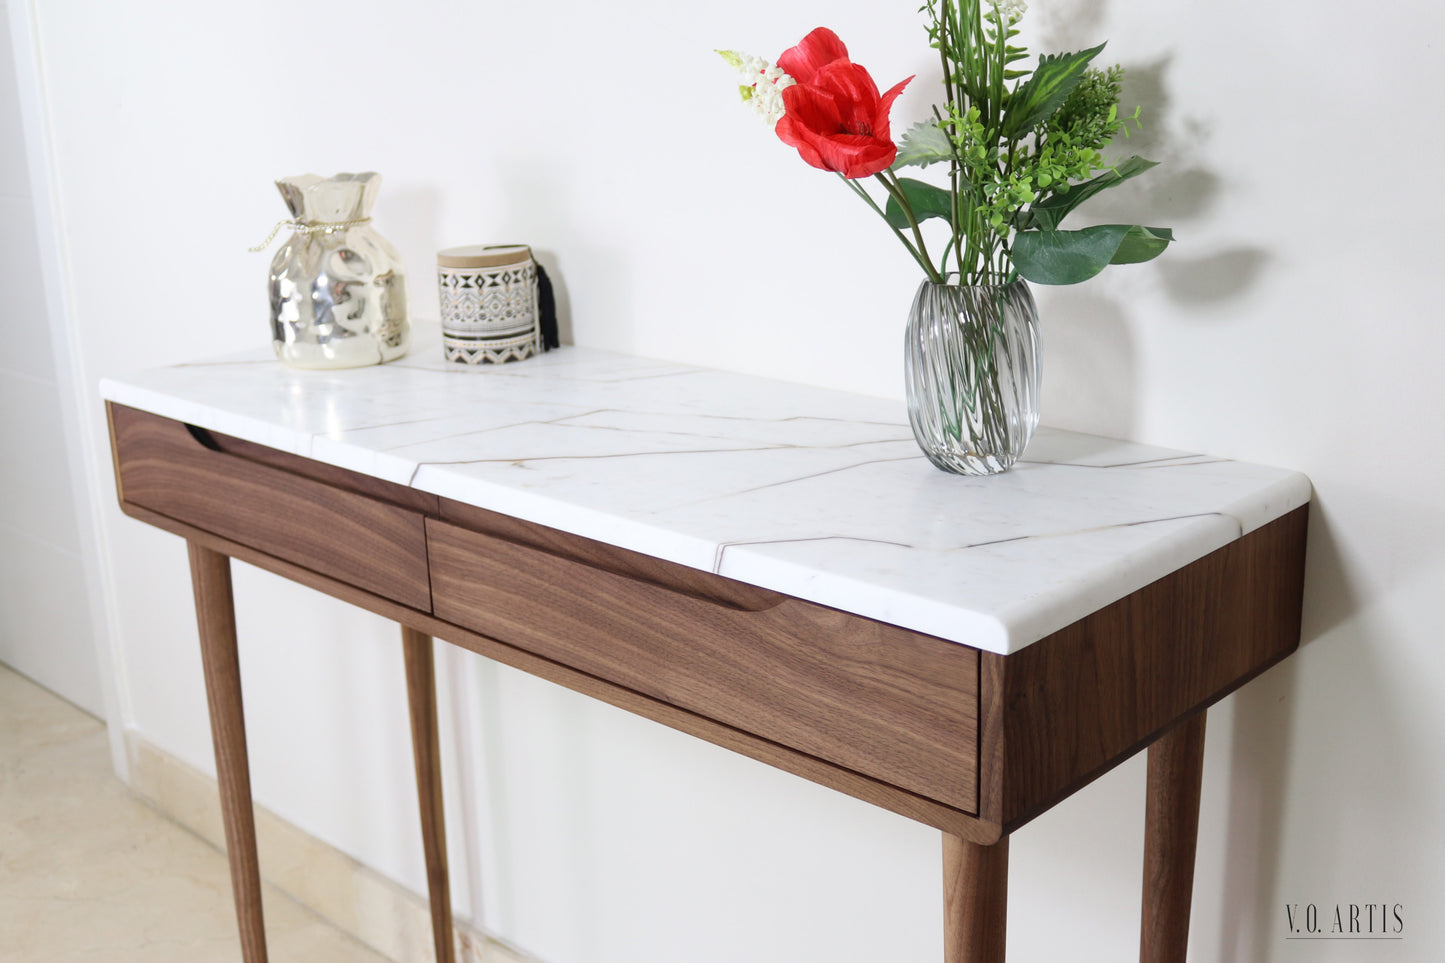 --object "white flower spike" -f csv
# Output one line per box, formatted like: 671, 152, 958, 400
718, 50, 796, 129
988, 0, 1028, 24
